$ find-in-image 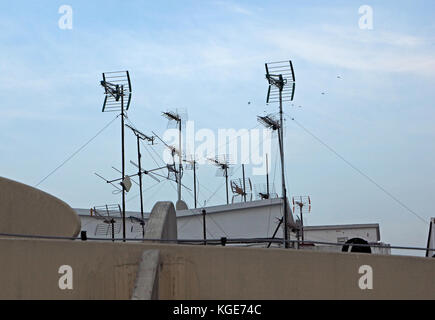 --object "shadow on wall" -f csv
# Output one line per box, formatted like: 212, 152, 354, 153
342, 238, 372, 254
